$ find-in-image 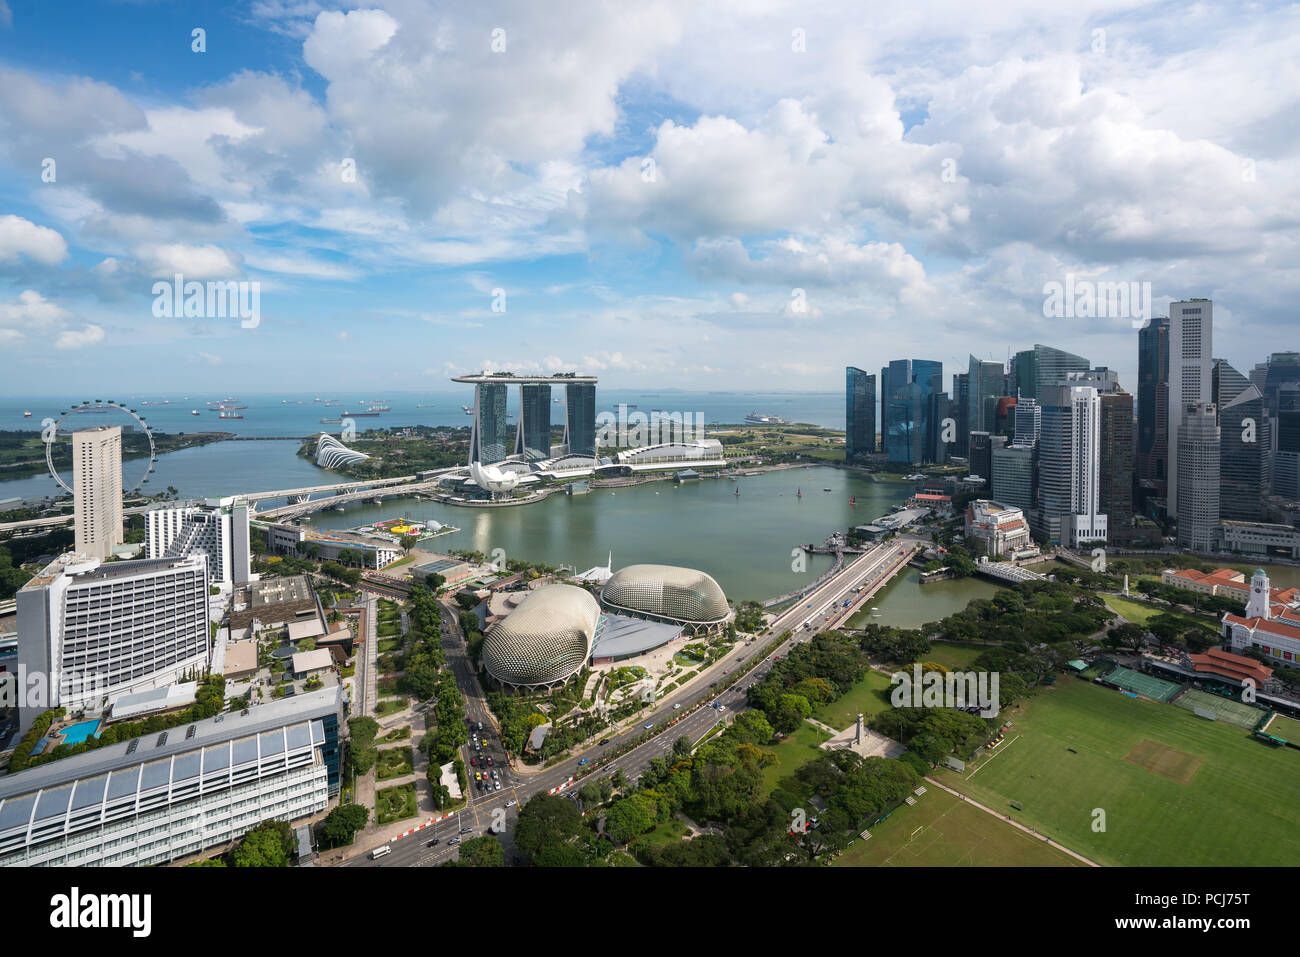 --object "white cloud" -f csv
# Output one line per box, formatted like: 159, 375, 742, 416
0, 215, 68, 265
54, 324, 105, 350
135, 243, 242, 279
